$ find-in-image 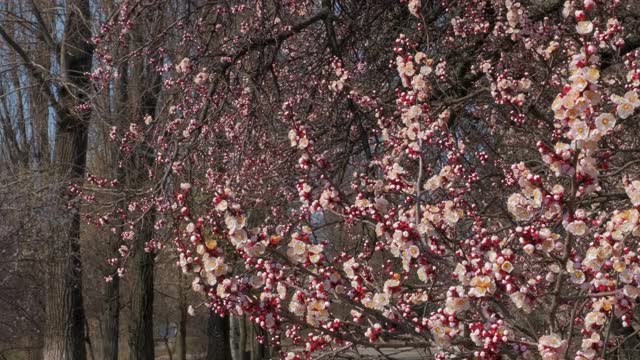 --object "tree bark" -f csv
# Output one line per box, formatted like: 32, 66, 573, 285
250, 326, 266, 360
28, 1, 52, 167
42, 0, 93, 359
43, 98, 90, 360
175, 272, 187, 360
229, 316, 266, 360
127, 13, 162, 359
126, 84, 161, 360
127, 212, 156, 360
101, 54, 129, 360
207, 313, 232, 360
229, 316, 242, 360
28, 335, 43, 360
101, 273, 120, 360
